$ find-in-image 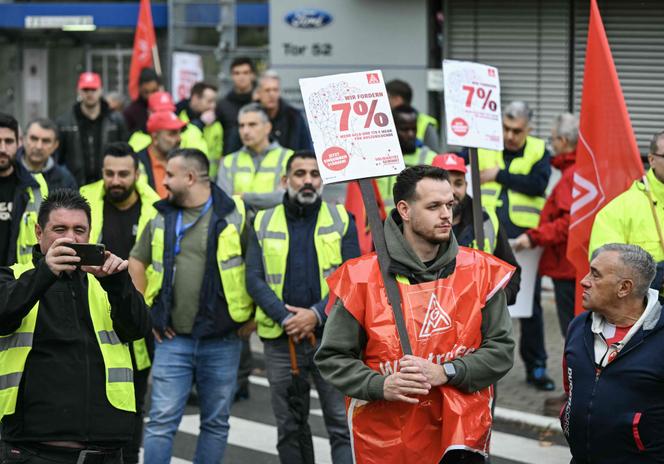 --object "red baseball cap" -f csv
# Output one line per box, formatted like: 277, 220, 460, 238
148, 91, 176, 112
147, 111, 186, 133
432, 153, 467, 174
77, 72, 102, 90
